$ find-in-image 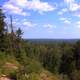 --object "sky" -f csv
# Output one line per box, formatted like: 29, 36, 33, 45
0, 0, 80, 39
